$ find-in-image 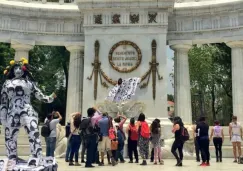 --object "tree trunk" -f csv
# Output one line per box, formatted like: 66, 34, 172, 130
211, 84, 216, 121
